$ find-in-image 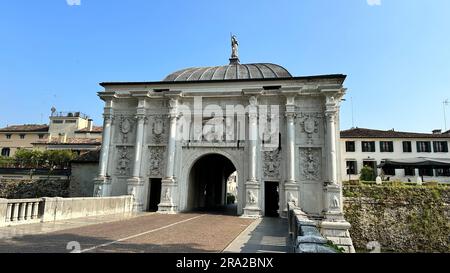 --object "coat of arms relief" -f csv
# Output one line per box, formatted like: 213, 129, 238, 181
298, 112, 322, 144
